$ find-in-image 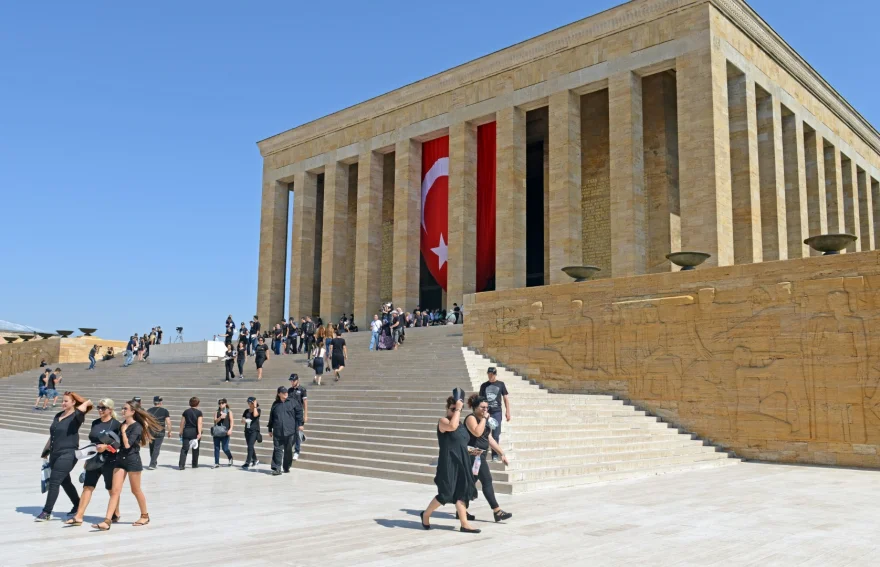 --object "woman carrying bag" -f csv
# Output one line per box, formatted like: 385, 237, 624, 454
65, 399, 121, 526
36, 392, 93, 521
212, 398, 234, 468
